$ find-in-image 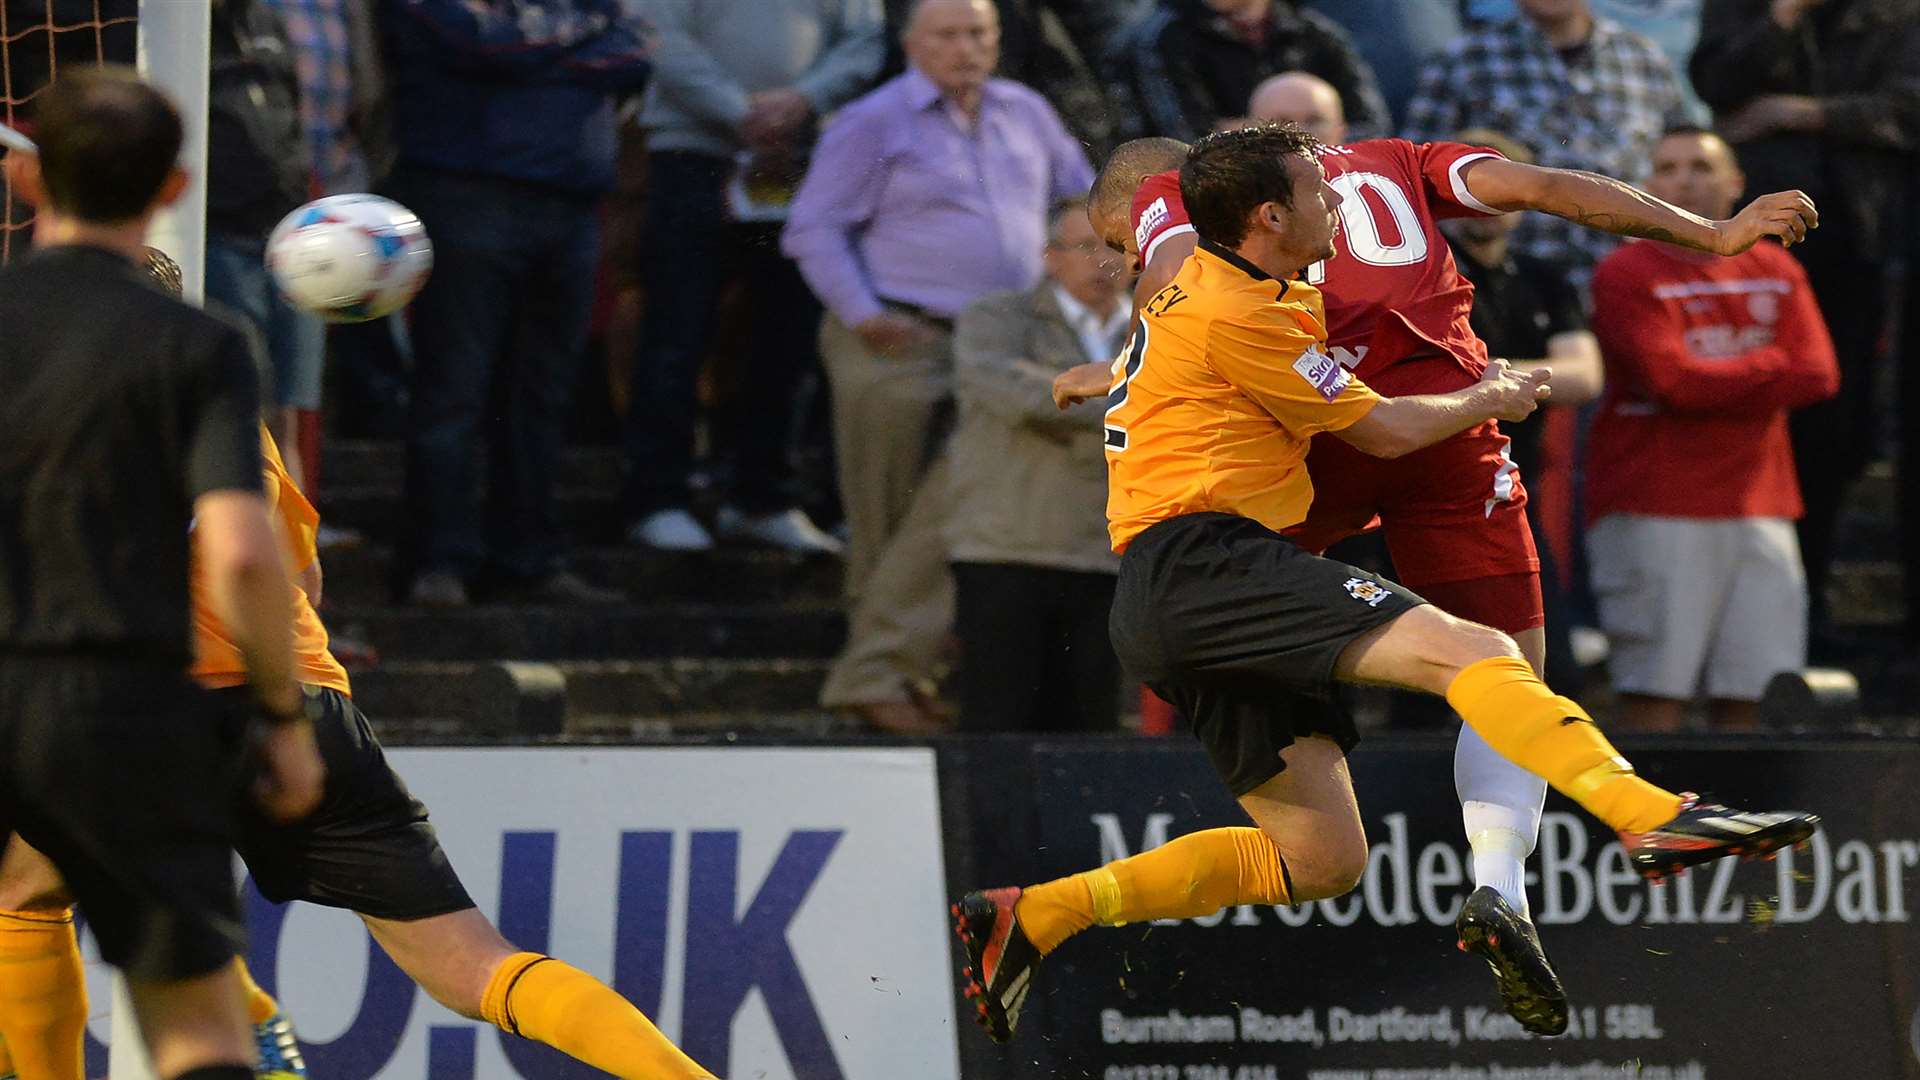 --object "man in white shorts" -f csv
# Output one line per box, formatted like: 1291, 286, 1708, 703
1584, 127, 1840, 731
